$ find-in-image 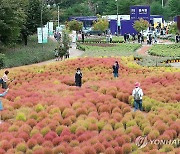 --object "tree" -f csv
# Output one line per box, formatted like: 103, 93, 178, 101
151, 1, 163, 15
67, 20, 83, 32
168, 0, 180, 17
0, 0, 26, 45
133, 18, 149, 33
21, 0, 50, 45
169, 23, 179, 34
93, 17, 109, 32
